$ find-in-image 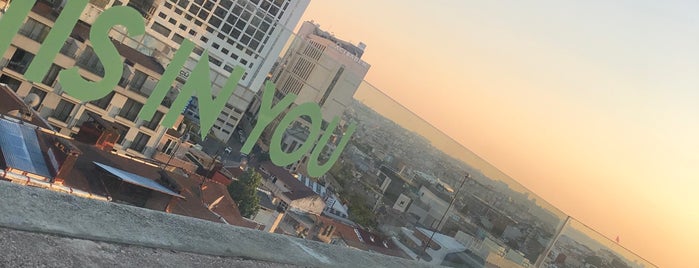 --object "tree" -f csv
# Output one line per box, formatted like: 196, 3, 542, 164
346, 194, 377, 229
227, 169, 262, 218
